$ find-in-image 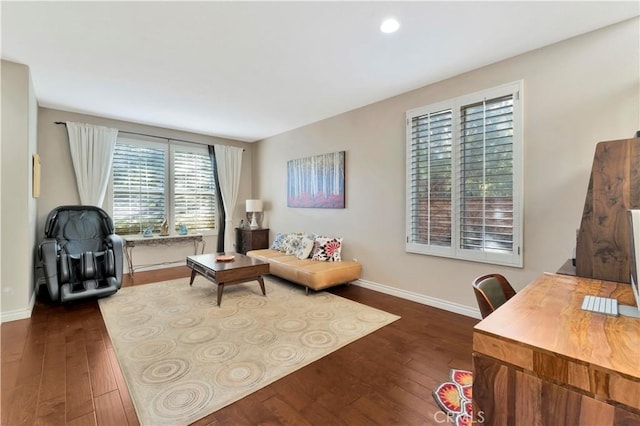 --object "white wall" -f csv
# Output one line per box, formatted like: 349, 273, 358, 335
254, 18, 640, 317
37, 108, 254, 274
1, 60, 39, 322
